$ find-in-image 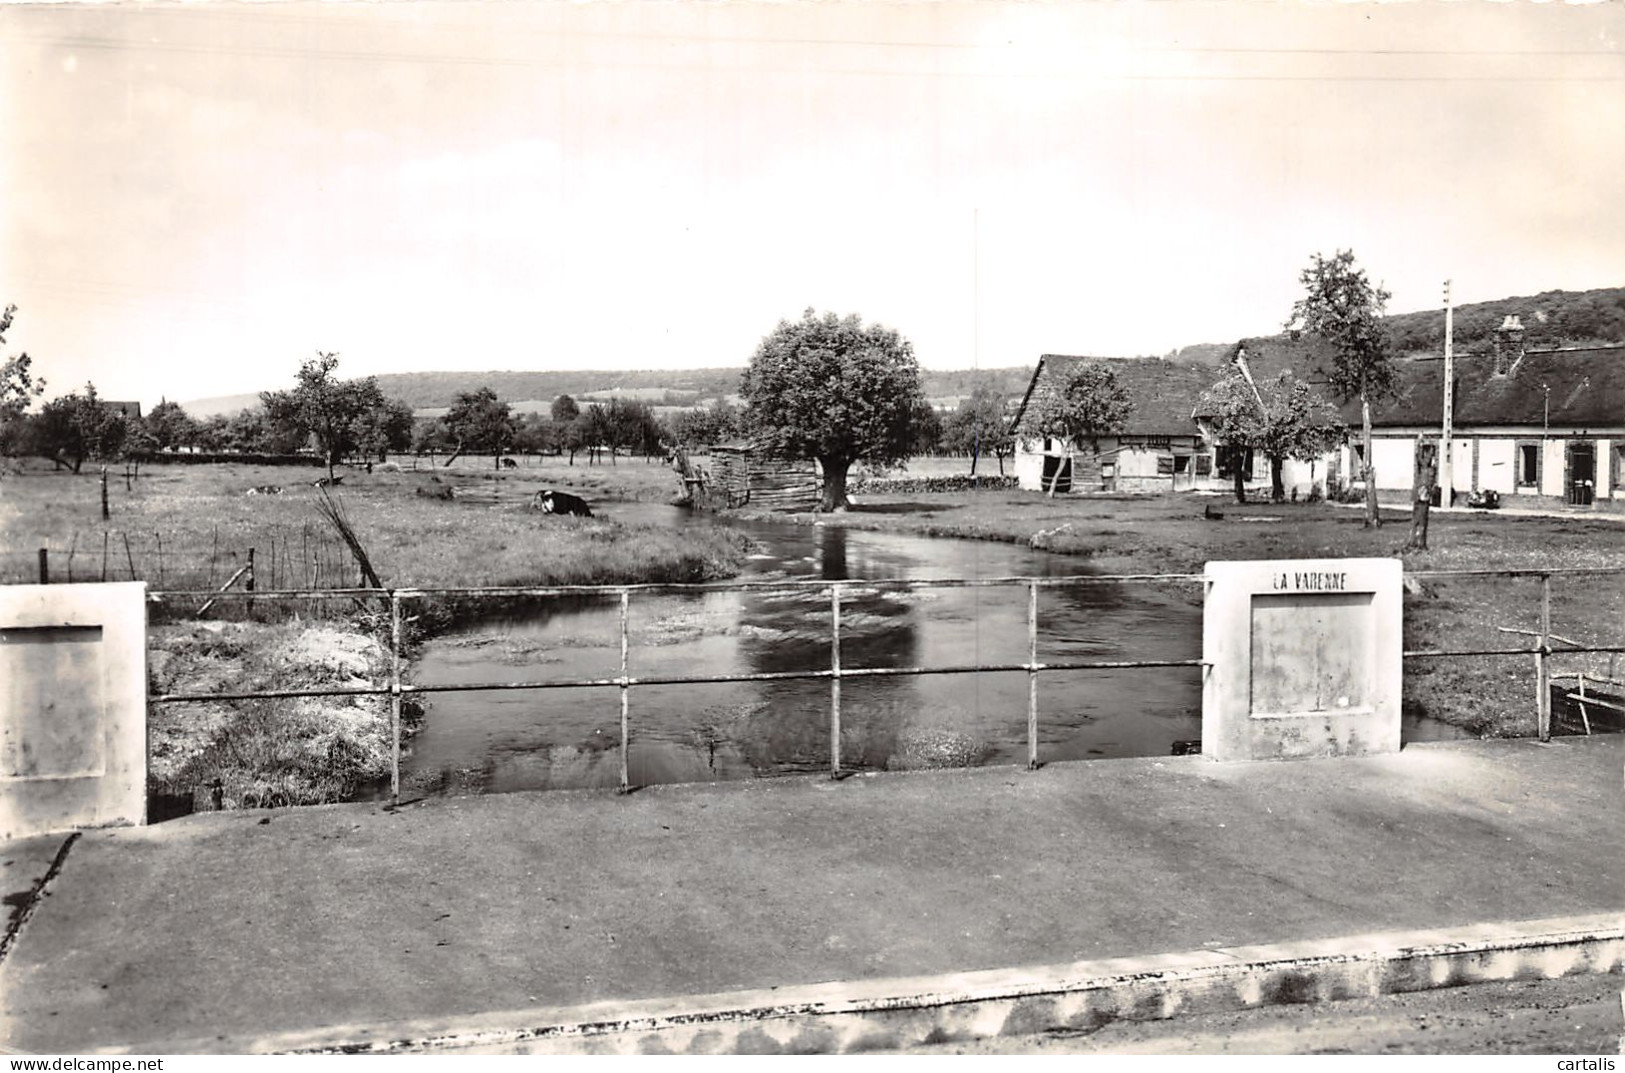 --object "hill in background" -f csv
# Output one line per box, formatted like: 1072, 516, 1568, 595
181, 286, 1622, 416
